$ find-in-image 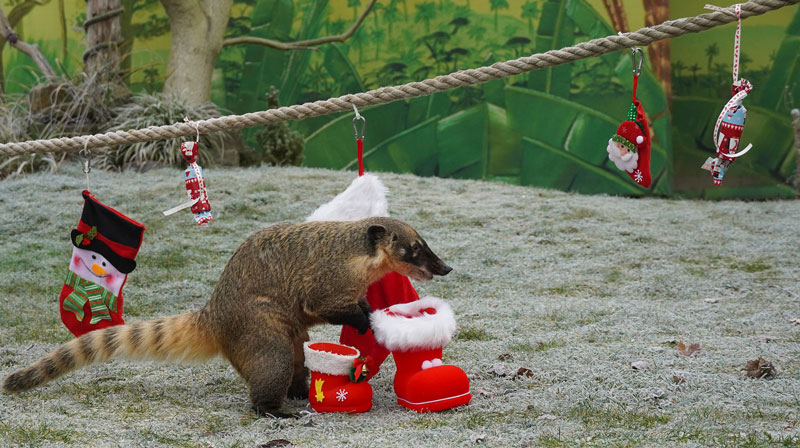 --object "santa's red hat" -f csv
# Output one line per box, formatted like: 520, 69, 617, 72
611, 121, 645, 154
